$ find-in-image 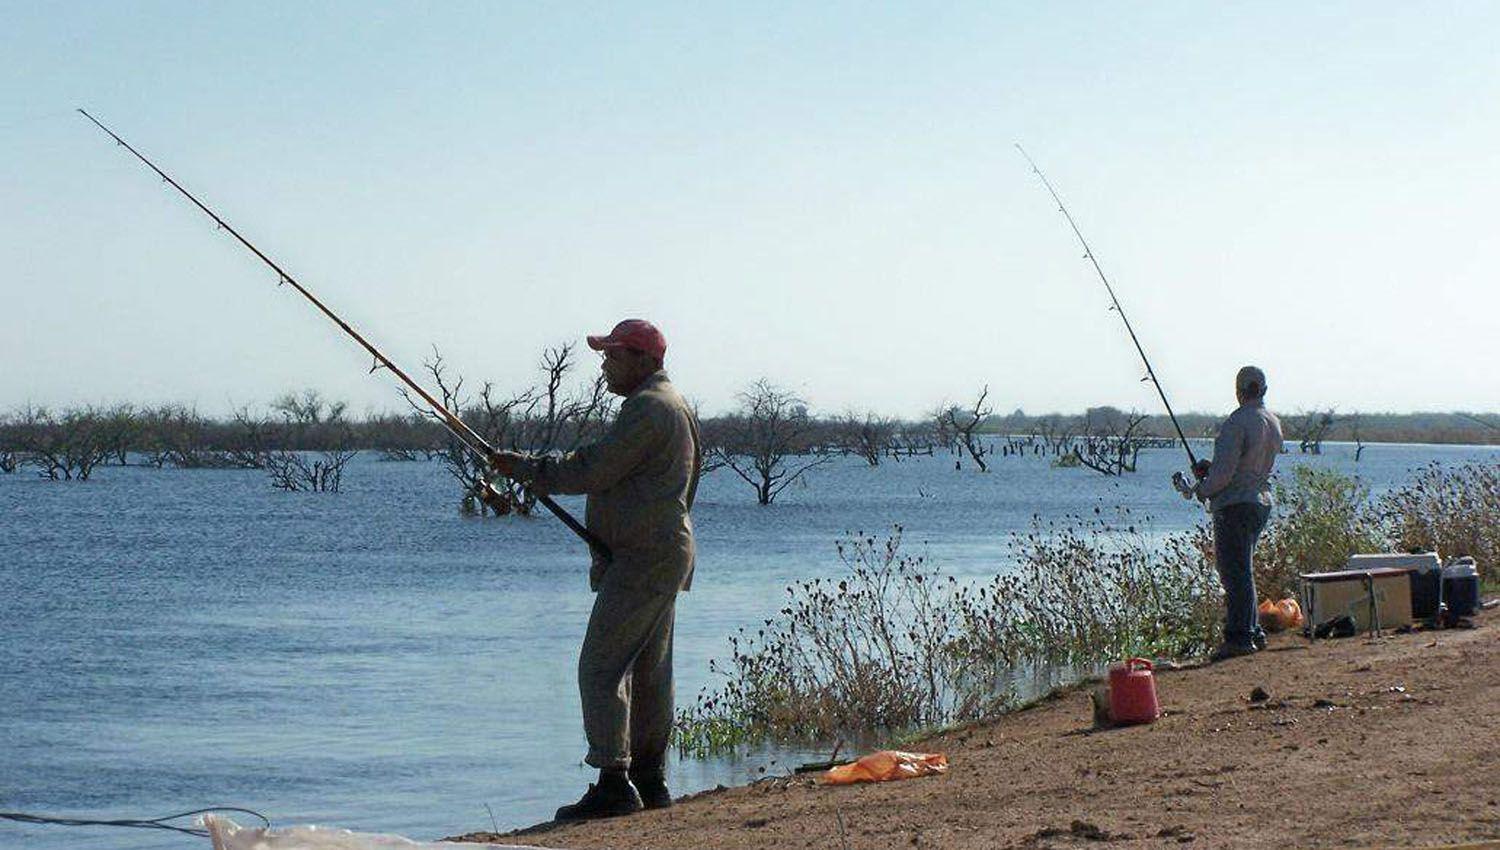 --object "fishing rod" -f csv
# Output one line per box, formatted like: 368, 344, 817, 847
1015, 144, 1199, 469
78, 108, 609, 561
